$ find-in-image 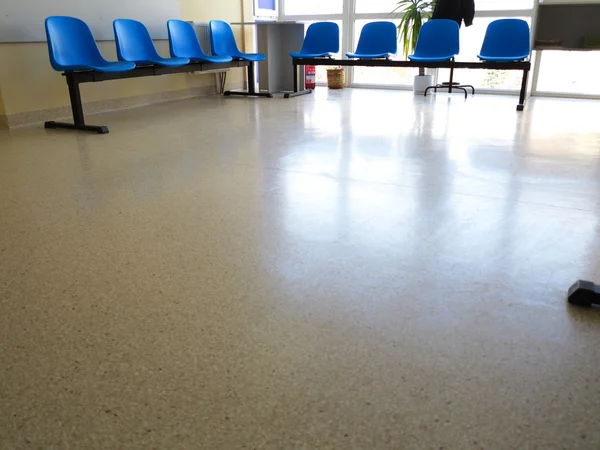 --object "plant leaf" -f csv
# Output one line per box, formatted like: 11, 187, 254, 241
393, 0, 434, 57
